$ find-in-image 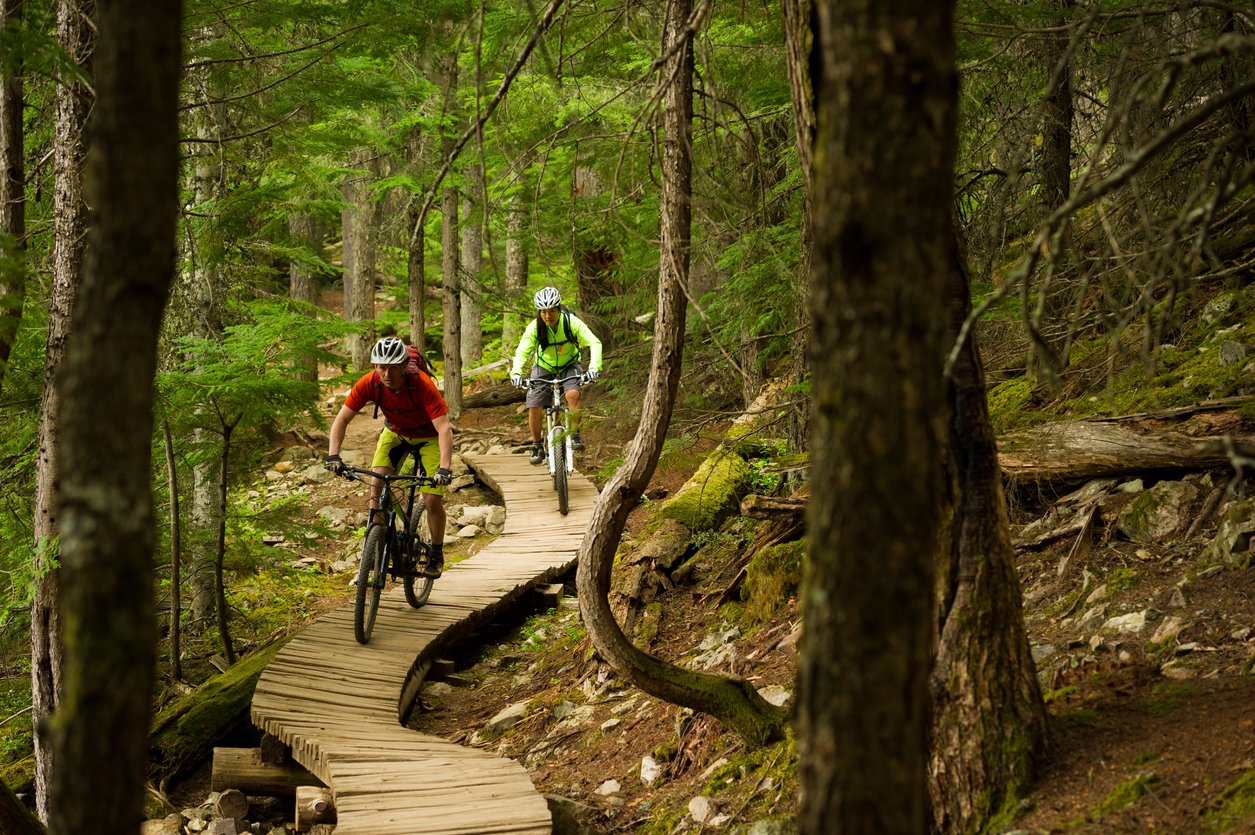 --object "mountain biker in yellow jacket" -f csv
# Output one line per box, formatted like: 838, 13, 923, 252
510, 286, 603, 465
